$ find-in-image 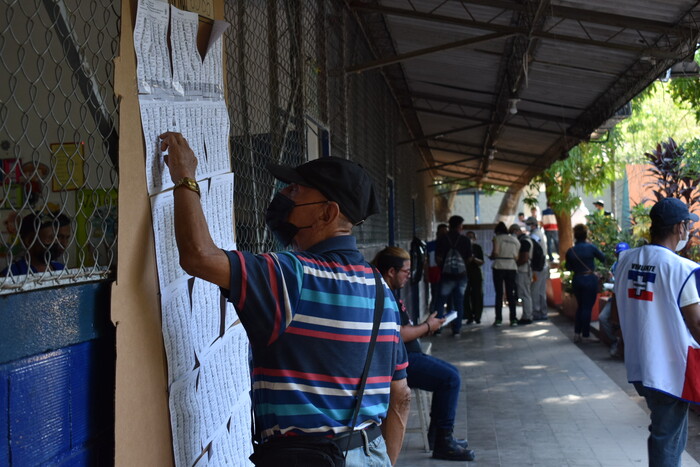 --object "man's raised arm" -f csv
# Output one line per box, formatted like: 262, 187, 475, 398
160, 132, 230, 289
